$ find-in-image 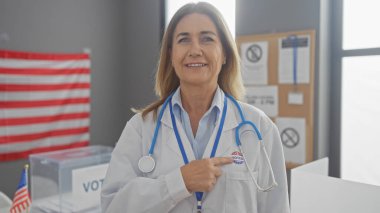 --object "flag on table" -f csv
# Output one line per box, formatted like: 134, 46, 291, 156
10, 165, 31, 213
0, 49, 90, 161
